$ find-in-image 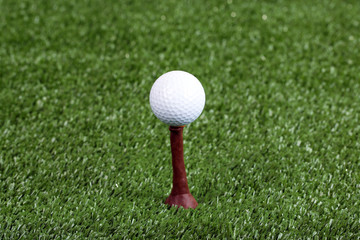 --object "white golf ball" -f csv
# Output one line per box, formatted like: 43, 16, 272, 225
150, 70, 206, 126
